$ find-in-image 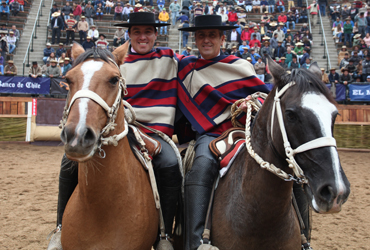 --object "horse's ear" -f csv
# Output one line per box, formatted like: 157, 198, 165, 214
112, 41, 129, 66
266, 55, 285, 88
71, 42, 85, 61
309, 62, 322, 80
